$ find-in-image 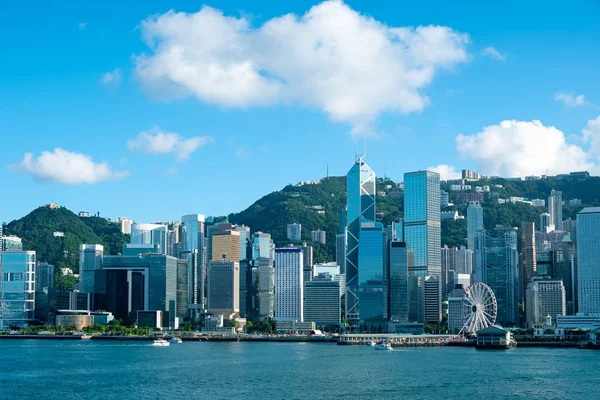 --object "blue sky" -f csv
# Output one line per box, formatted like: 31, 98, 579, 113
1, 1, 599, 224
